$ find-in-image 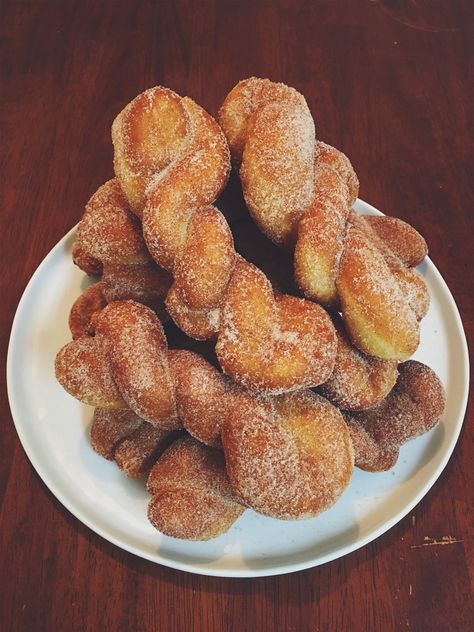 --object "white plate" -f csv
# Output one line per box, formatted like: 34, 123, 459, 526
7, 199, 469, 578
